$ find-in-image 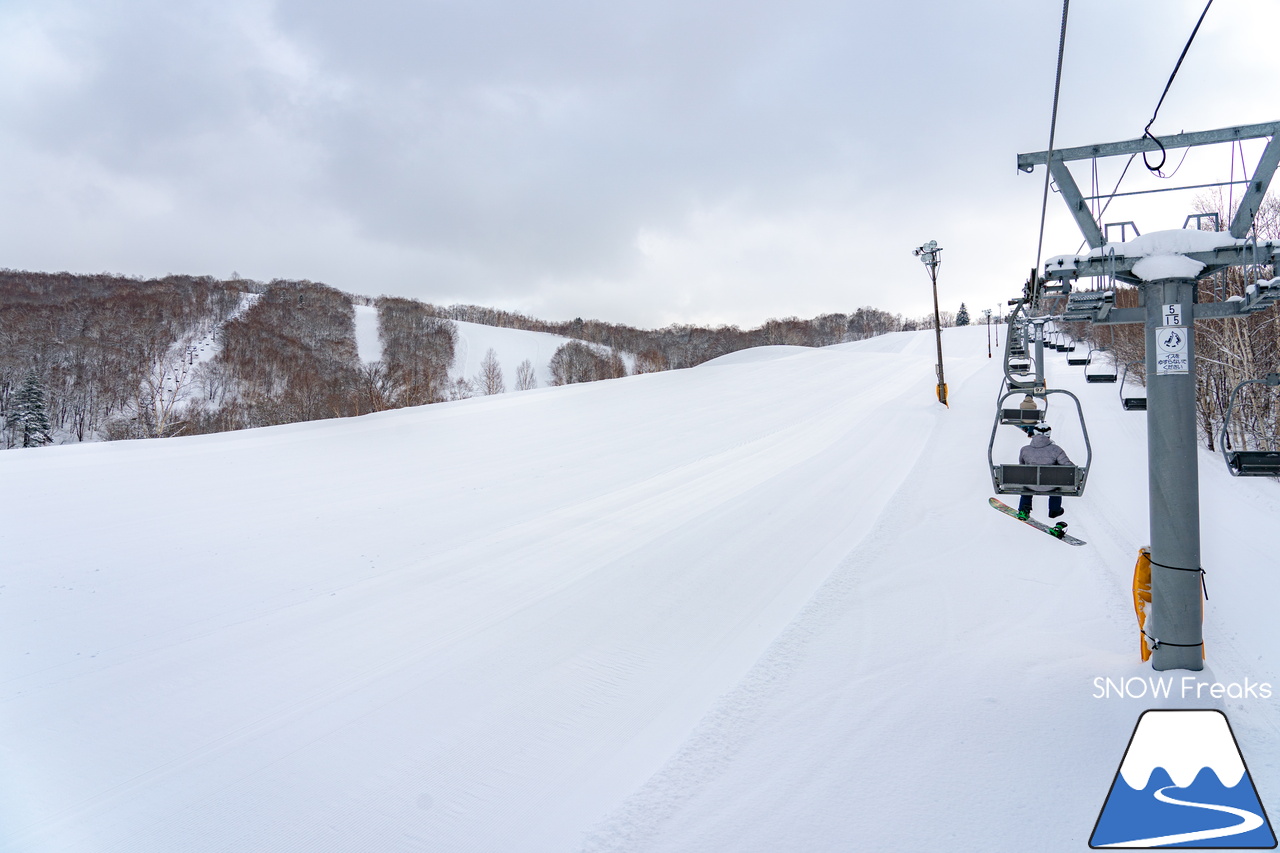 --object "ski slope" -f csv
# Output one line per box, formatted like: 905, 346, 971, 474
351, 306, 613, 390
2, 325, 1278, 852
